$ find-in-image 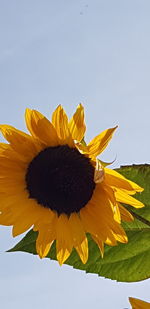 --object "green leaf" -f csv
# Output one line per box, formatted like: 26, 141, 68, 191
8, 164, 150, 282
116, 164, 150, 230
